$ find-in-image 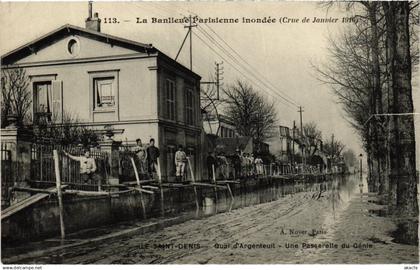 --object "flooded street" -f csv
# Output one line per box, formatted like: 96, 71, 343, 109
3, 174, 418, 264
